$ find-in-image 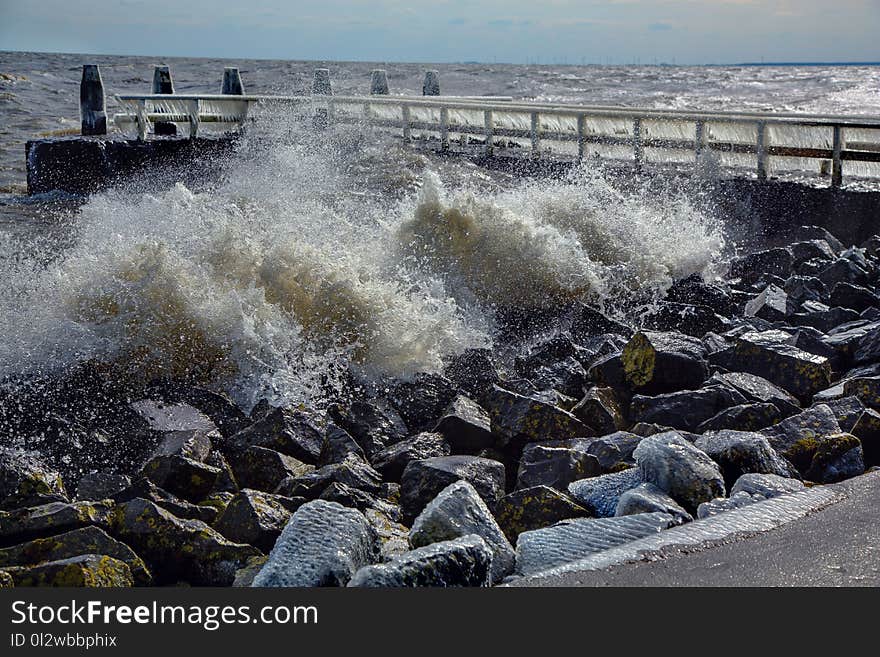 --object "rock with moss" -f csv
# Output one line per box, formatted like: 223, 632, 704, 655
371, 432, 451, 482
823, 396, 866, 433
318, 482, 400, 520
76, 473, 131, 501
634, 431, 726, 513
850, 409, 880, 467
631, 385, 747, 433
433, 395, 495, 454
112, 477, 219, 524
232, 555, 268, 587
0, 525, 150, 585
275, 453, 383, 500
229, 445, 313, 493
0, 571, 12, 587
567, 467, 644, 518
619, 331, 709, 395
843, 376, 880, 409
223, 407, 325, 464
139, 429, 221, 502
709, 371, 802, 417
615, 483, 692, 524
364, 508, 410, 560
805, 433, 864, 483
0, 448, 68, 511
318, 423, 366, 466
761, 404, 842, 475
3, 554, 133, 587
481, 386, 588, 452
494, 486, 589, 543
213, 489, 302, 552
400, 456, 506, 524
252, 500, 379, 587
111, 498, 260, 585
584, 432, 643, 471
694, 430, 796, 488
571, 387, 627, 434
697, 402, 783, 433
516, 444, 600, 491
0, 501, 114, 547
409, 481, 514, 584
348, 535, 493, 587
